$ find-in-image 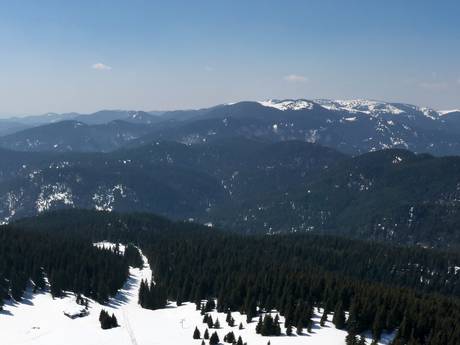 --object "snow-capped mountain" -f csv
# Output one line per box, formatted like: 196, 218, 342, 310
1, 98, 460, 156
258, 99, 316, 111
259, 98, 442, 119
